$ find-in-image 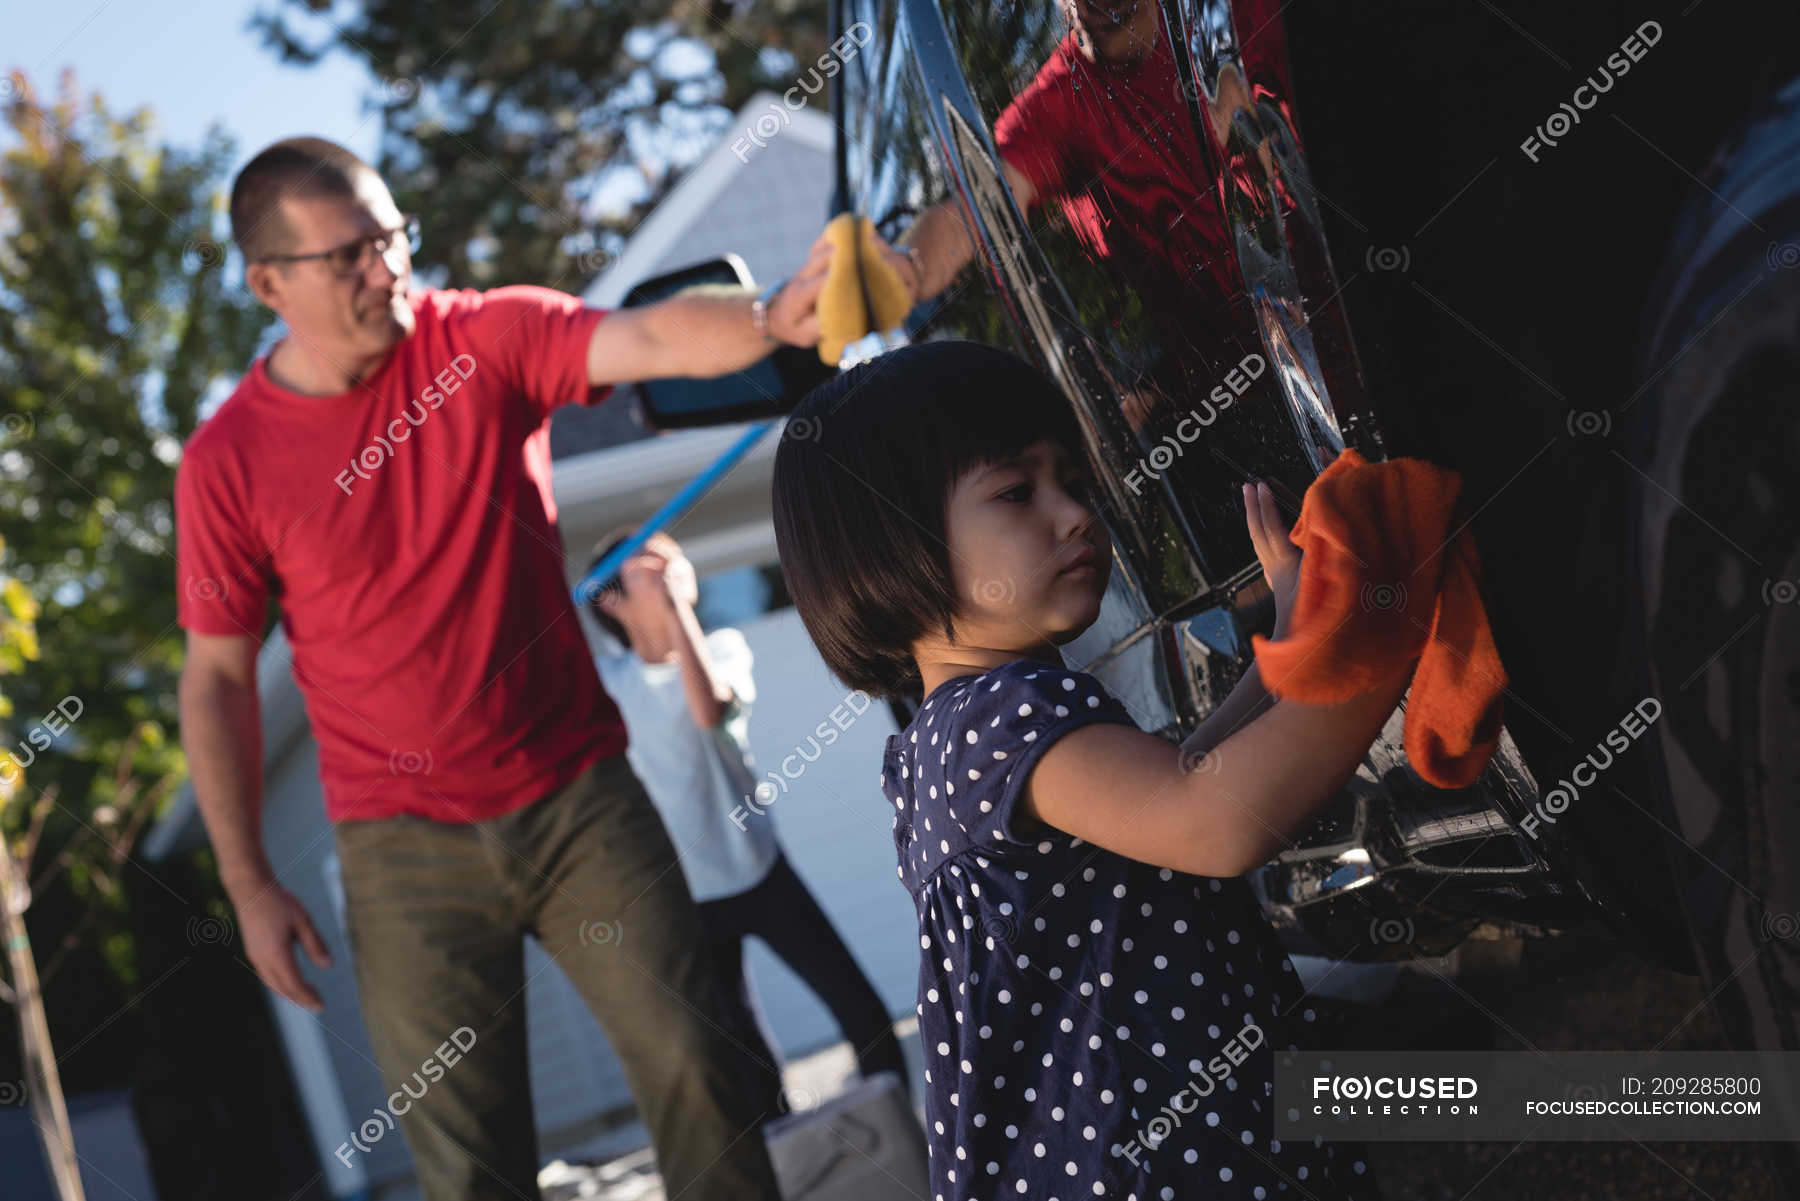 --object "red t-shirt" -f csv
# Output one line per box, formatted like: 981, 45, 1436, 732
992, 30, 1236, 313
175, 285, 628, 824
